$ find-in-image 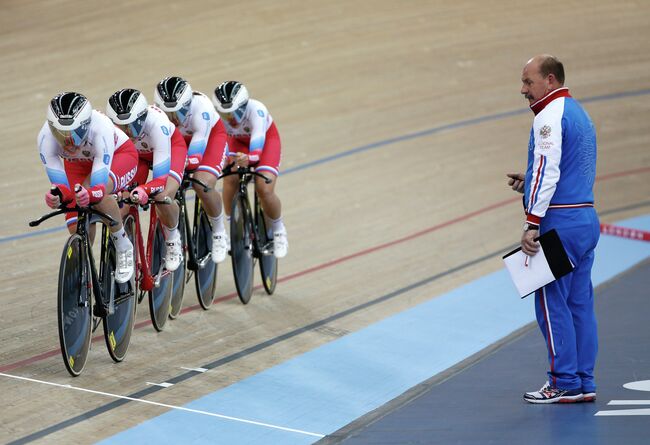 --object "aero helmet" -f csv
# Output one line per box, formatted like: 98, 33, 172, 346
106, 89, 149, 138
212, 81, 249, 124
47, 92, 92, 147
154, 76, 192, 125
